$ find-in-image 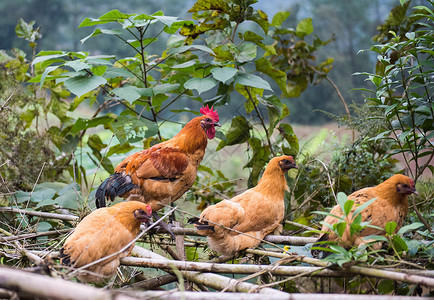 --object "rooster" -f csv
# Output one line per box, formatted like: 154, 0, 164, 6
60, 201, 152, 283
189, 156, 298, 257
311, 174, 417, 258
95, 106, 220, 214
